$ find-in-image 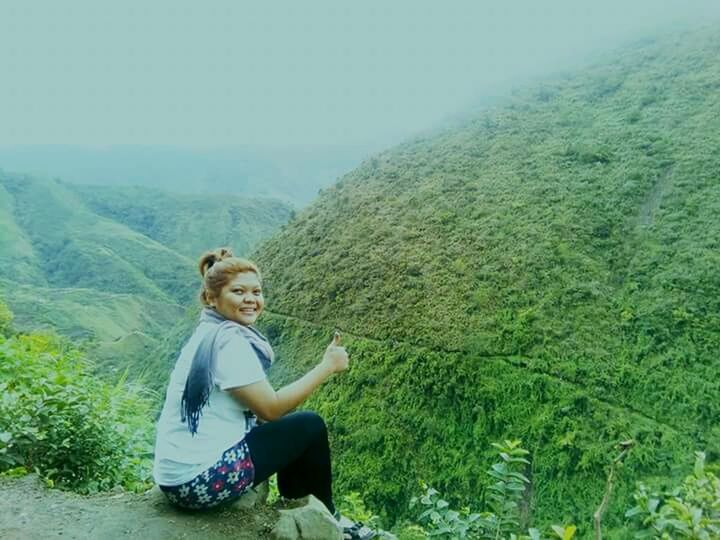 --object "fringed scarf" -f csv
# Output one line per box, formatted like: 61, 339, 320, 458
180, 308, 274, 435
